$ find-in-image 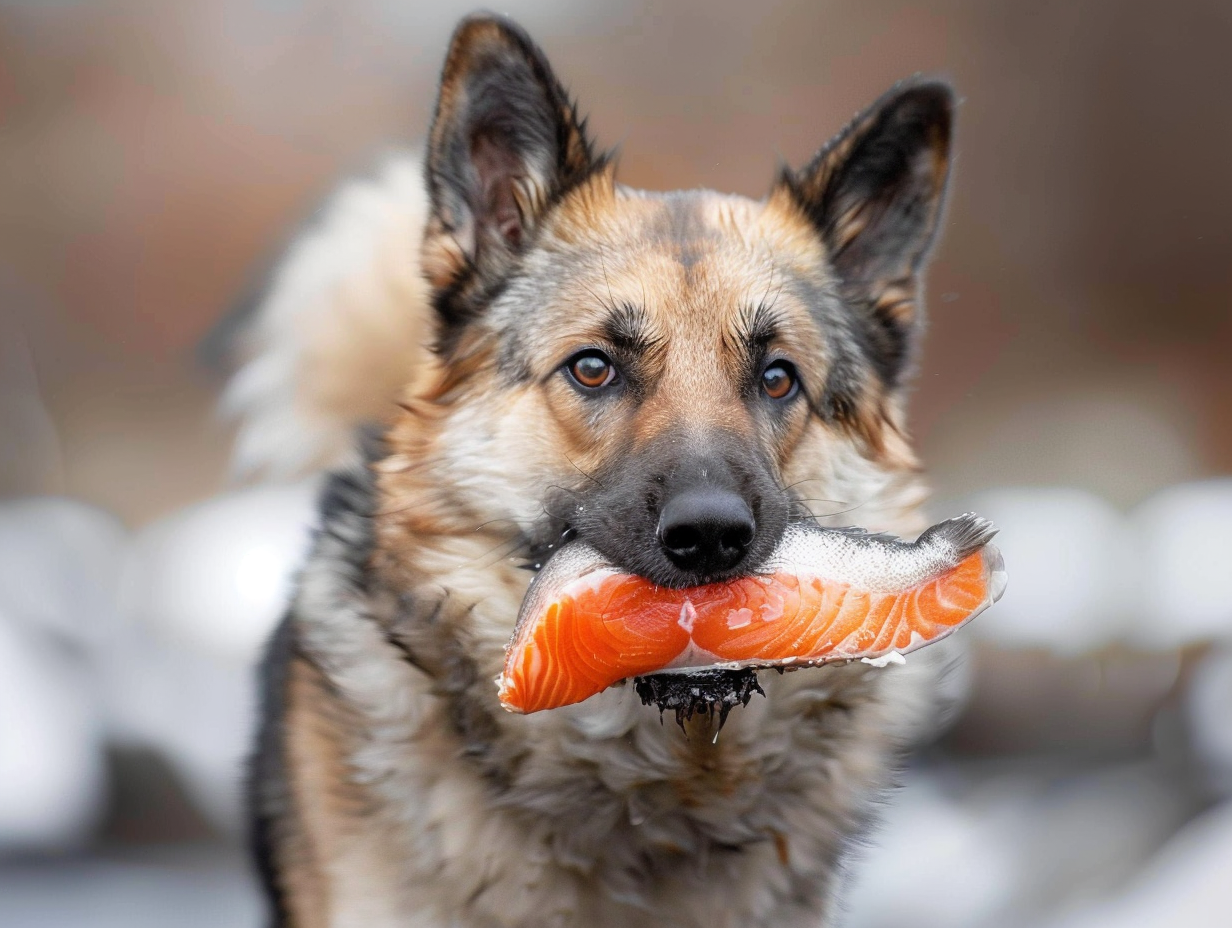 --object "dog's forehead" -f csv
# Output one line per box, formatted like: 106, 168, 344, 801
495, 183, 833, 363
549, 184, 826, 292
